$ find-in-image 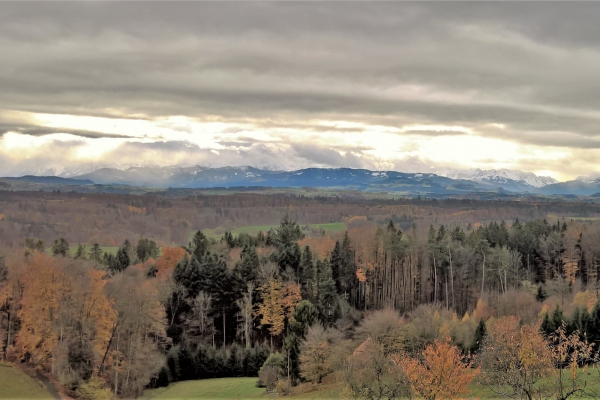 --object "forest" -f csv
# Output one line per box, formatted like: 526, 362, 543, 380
3, 191, 600, 398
